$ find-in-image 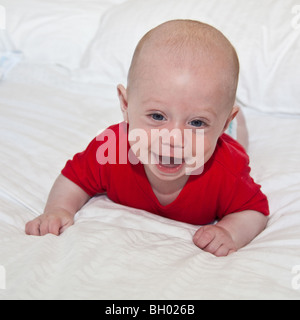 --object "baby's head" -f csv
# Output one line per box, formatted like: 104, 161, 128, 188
118, 20, 240, 180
